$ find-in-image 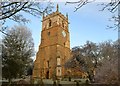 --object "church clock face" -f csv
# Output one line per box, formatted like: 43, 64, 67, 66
62, 30, 66, 37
